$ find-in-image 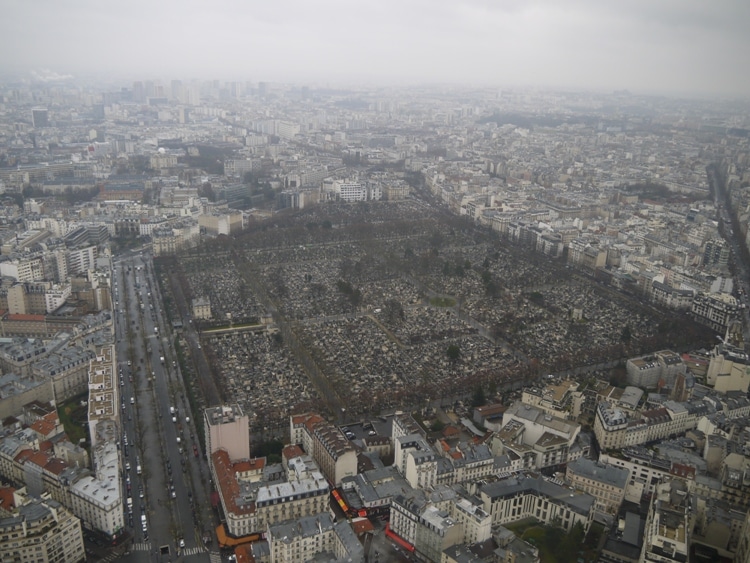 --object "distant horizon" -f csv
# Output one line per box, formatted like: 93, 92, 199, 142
0, 67, 746, 103
2, 0, 748, 100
